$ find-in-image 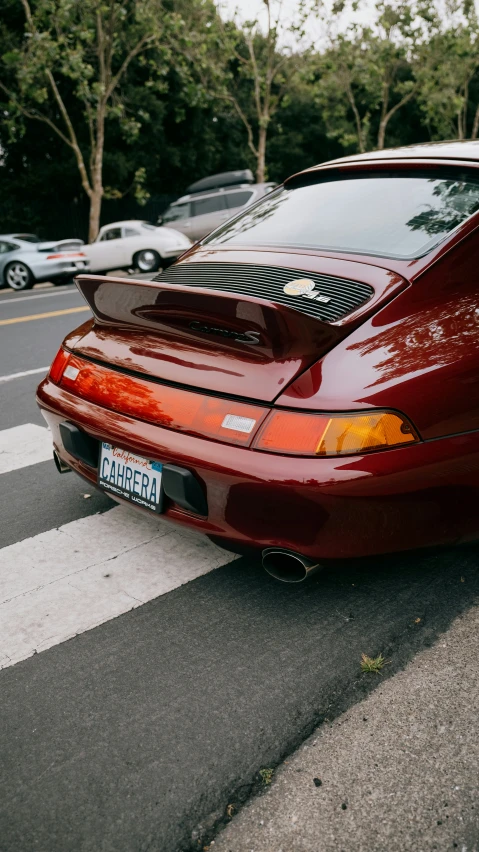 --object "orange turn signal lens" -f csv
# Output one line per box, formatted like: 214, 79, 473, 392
49, 347, 70, 384
253, 409, 418, 456
316, 411, 417, 456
